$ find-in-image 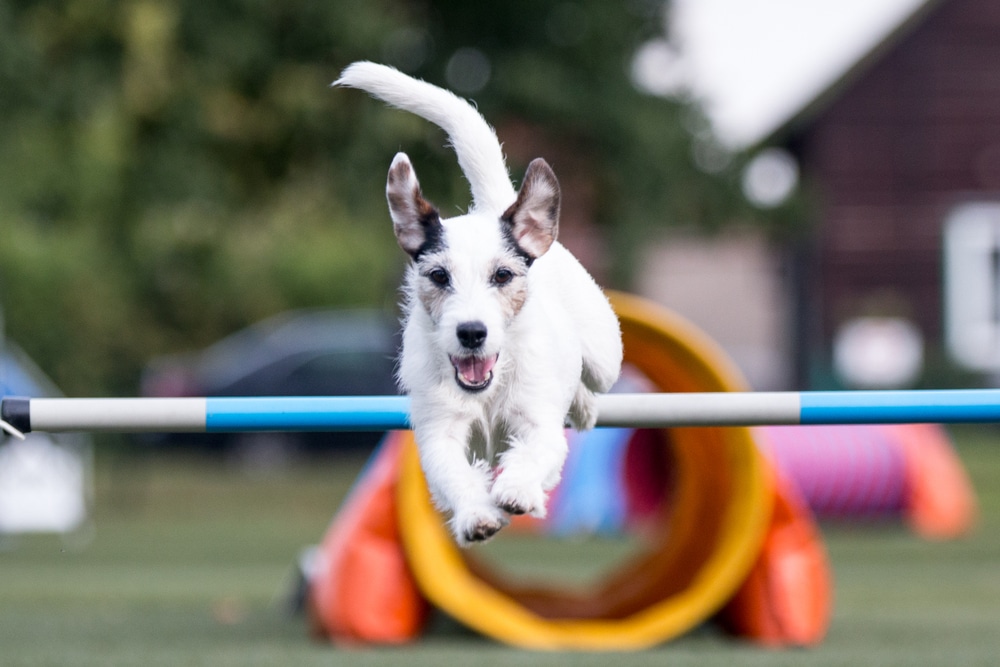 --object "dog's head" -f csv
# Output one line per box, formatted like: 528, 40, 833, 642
387, 152, 560, 393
